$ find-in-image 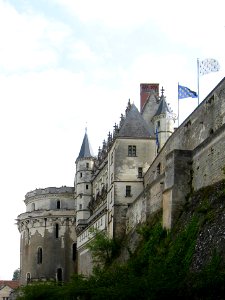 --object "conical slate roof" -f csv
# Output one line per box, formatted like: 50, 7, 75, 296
118, 104, 153, 138
154, 89, 172, 117
77, 132, 94, 159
